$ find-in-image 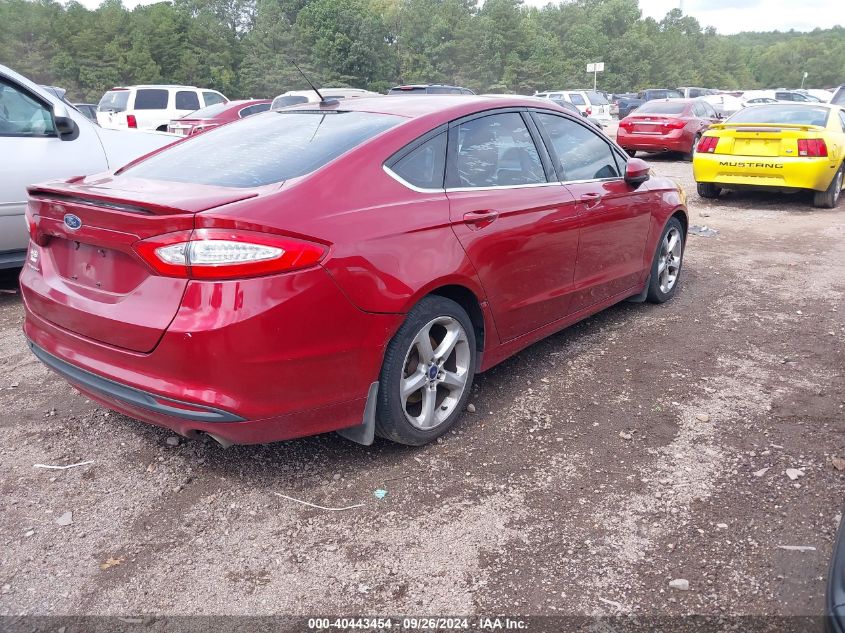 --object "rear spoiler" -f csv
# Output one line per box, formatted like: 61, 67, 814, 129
28, 178, 259, 215
709, 122, 825, 133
